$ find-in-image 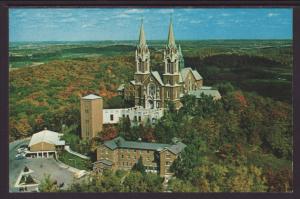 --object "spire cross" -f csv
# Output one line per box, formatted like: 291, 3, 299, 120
138, 17, 146, 47
168, 15, 176, 48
